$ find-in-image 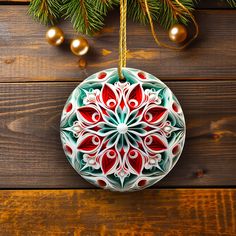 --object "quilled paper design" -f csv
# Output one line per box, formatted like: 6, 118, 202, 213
60, 68, 186, 191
